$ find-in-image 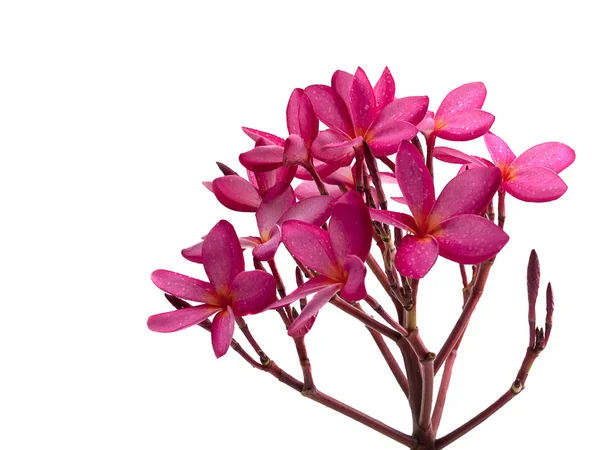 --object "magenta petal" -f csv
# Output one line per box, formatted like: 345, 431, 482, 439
376, 96, 429, 127
294, 181, 343, 200
230, 270, 276, 315
433, 146, 488, 166
282, 220, 337, 277
434, 215, 509, 264
151, 270, 220, 304
148, 304, 221, 333
512, 142, 576, 173
256, 183, 295, 234
323, 165, 355, 187
287, 283, 341, 337
339, 255, 367, 301
181, 241, 204, 264
314, 137, 361, 166
299, 92, 319, 143
395, 235, 439, 278
283, 134, 309, 167
350, 67, 376, 134
242, 127, 285, 146
374, 67, 395, 113
286, 88, 303, 136
329, 191, 372, 263
239, 146, 284, 172
437, 82, 487, 118
252, 225, 282, 261
504, 167, 568, 202
395, 141, 435, 227
279, 195, 335, 227
211, 306, 235, 358
484, 133, 516, 168
436, 110, 495, 141
271, 275, 336, 309
331, 70, 353, 111
212, 176, 262, 212
368, 120, 418, 156
369, 209, 418, 234
305, 84, 354, 137
429, 167, 501, 225
202, 220, 245, 293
